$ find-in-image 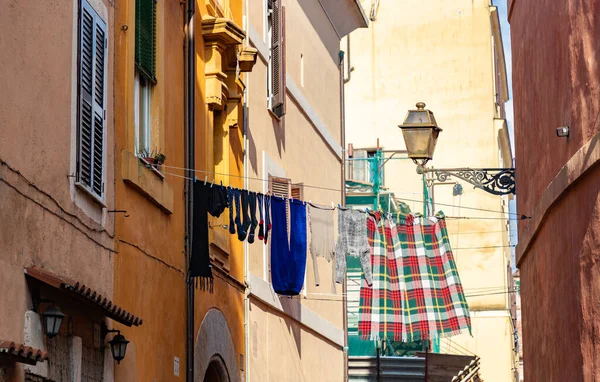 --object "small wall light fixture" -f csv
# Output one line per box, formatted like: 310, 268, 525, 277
42, 305, 65, 339
102, 323, 130, 364
556, 126, 570, 138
